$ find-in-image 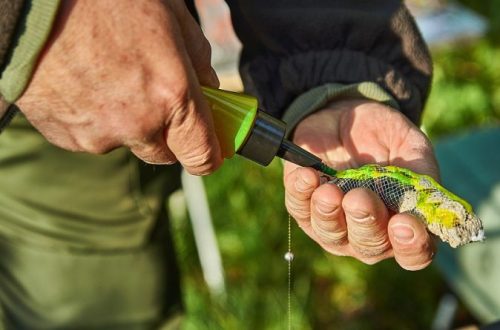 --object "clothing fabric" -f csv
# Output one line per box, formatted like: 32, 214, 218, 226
0, 0, 26, 119
0, 0, 60, 121
0, 115, 183, 328
0, 0, 25, 70
0, 0, 60, 104
282, 82, 400, 136
226, 0, 432, 125
0, 0, 433, 328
